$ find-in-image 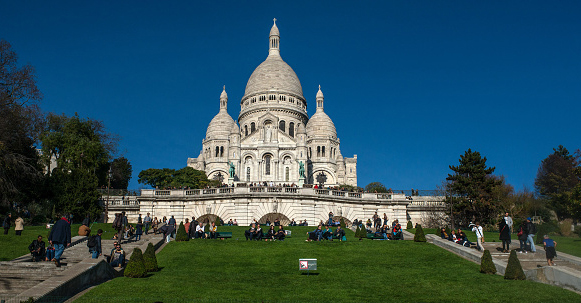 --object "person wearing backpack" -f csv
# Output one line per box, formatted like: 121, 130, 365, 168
517, 222, 528, 253
525, 217, 537, 253
88, 229, 103, 258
